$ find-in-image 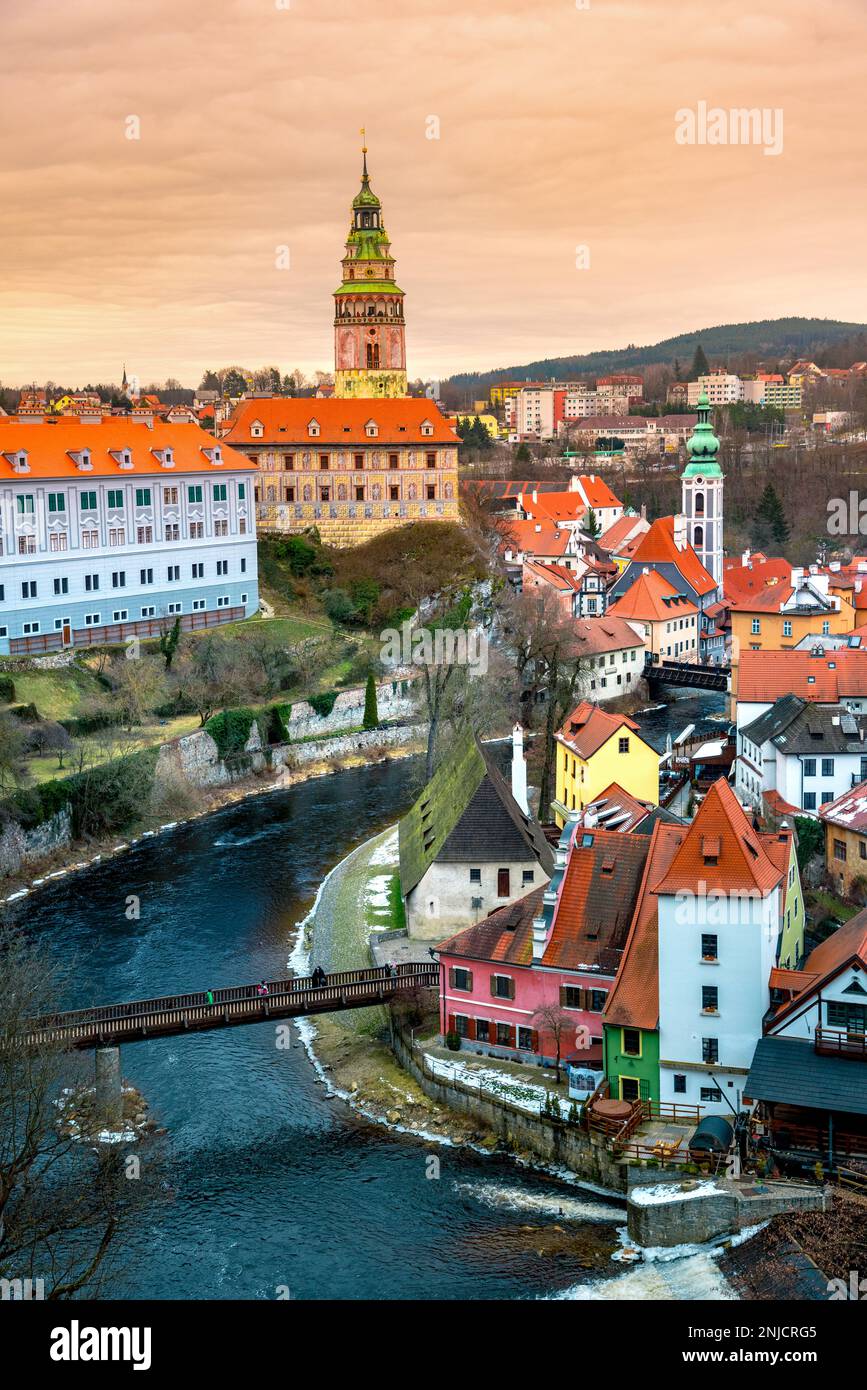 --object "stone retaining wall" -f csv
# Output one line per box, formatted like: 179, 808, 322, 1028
283, 680, 416, 742
0, 806, 73, 878
273, 723, 425, 768
627, 1177, 826, 1247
